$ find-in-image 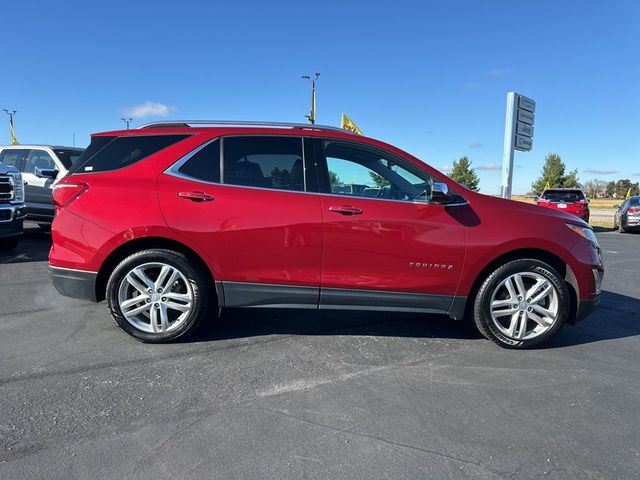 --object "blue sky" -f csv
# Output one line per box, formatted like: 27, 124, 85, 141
2, 0, 638, 194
